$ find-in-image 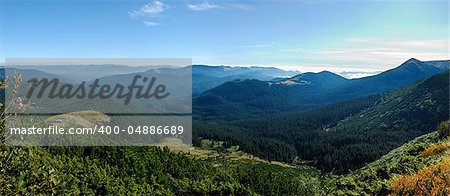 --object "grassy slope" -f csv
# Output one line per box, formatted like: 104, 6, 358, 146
1, 115, 449, 195
1, 113, 325, 196
332, 130, 449, 195
0, 144, 329, 195
158, 137, 328, 194
45, 110, 110, 127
